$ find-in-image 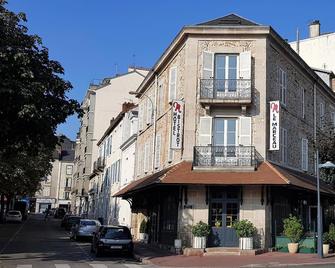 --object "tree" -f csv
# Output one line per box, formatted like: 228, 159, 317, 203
0, 1, 81, 217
